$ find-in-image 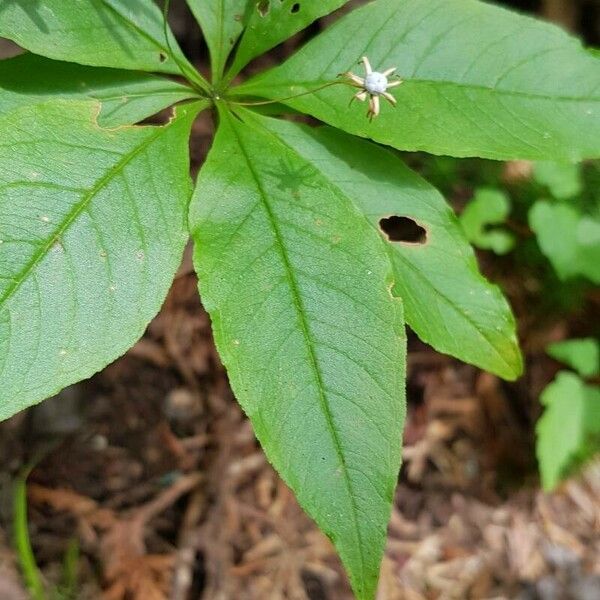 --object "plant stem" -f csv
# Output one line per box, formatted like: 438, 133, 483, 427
14, 466, 47, 600
226, 80, 349, 107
